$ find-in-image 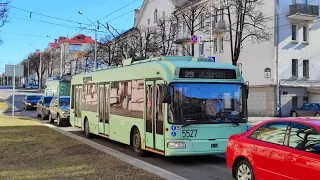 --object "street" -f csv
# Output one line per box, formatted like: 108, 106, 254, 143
0, 87, 234, 180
